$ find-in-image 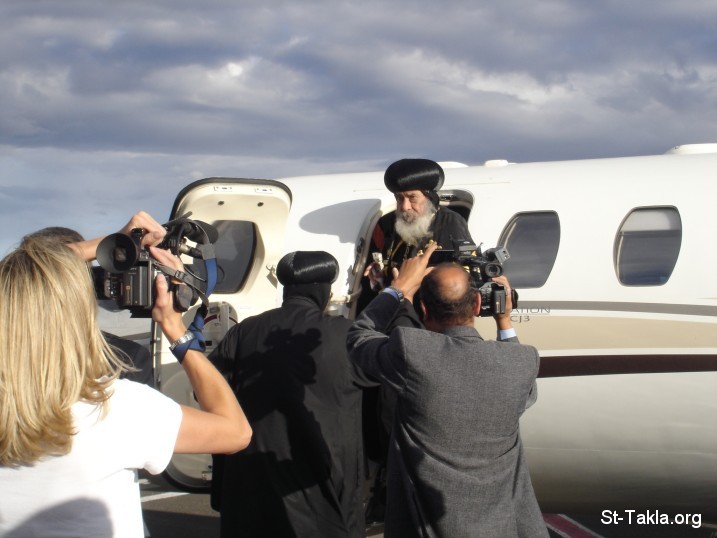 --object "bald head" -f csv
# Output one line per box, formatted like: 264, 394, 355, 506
419, 263, 477, 328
